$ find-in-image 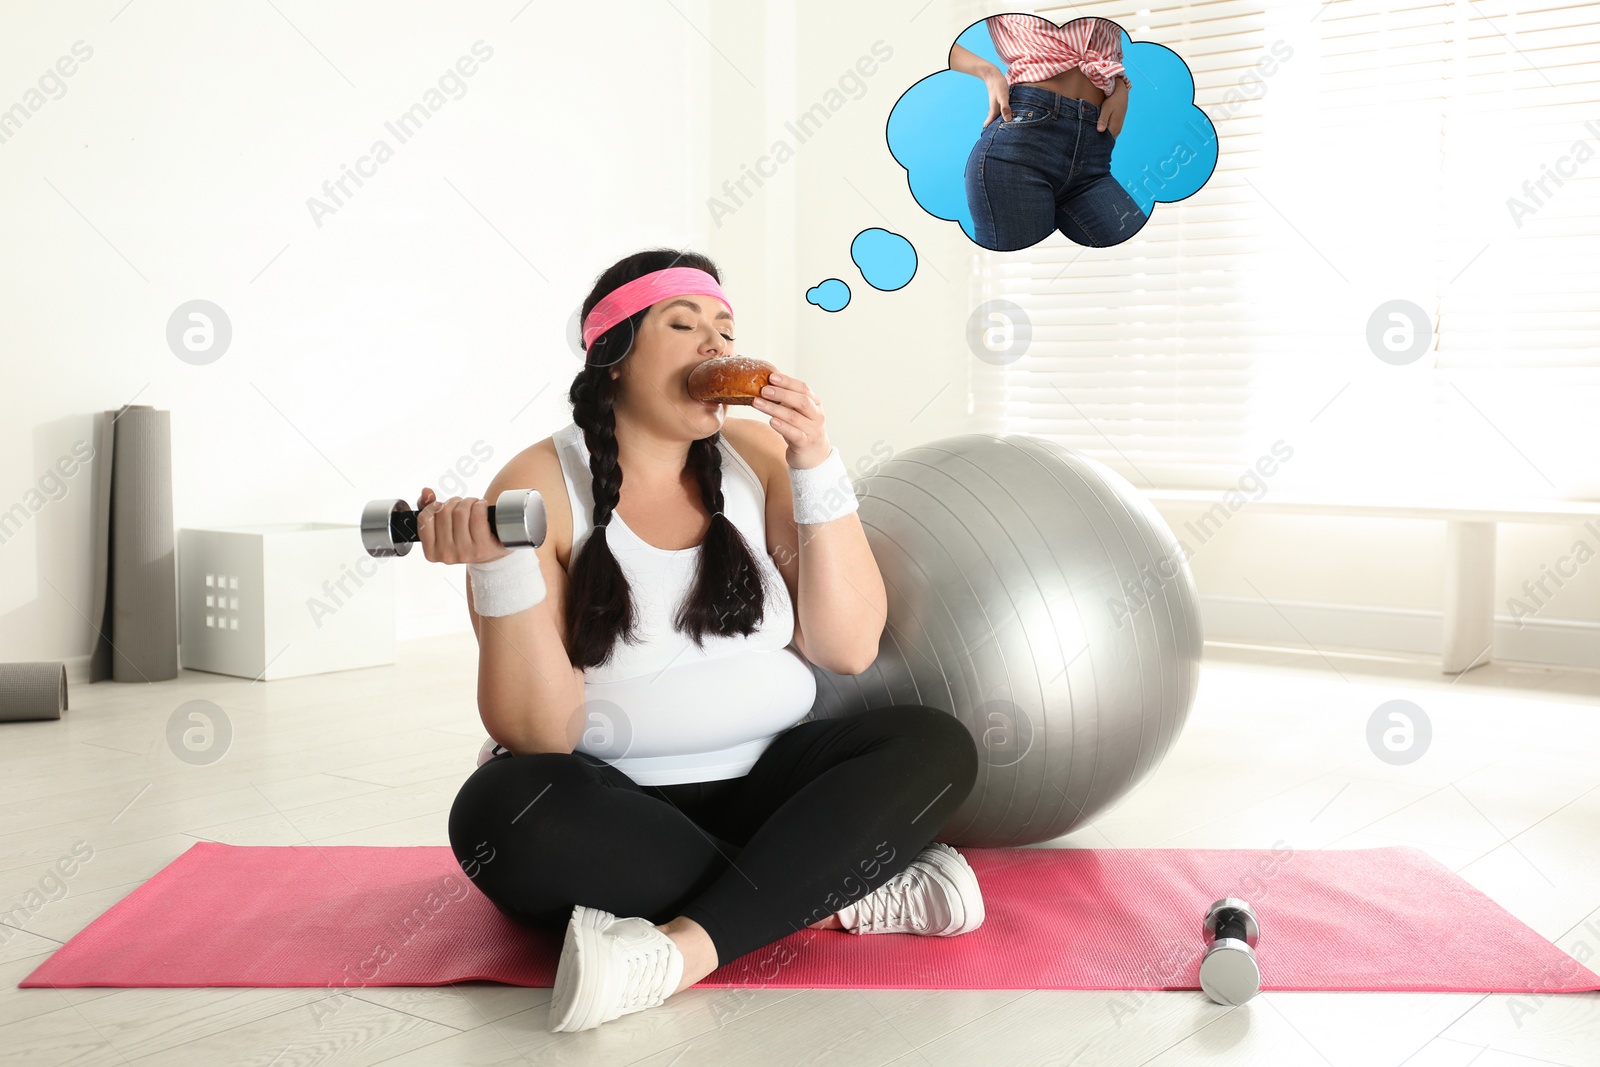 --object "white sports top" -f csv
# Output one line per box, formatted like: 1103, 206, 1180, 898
476, 420, 817, 785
